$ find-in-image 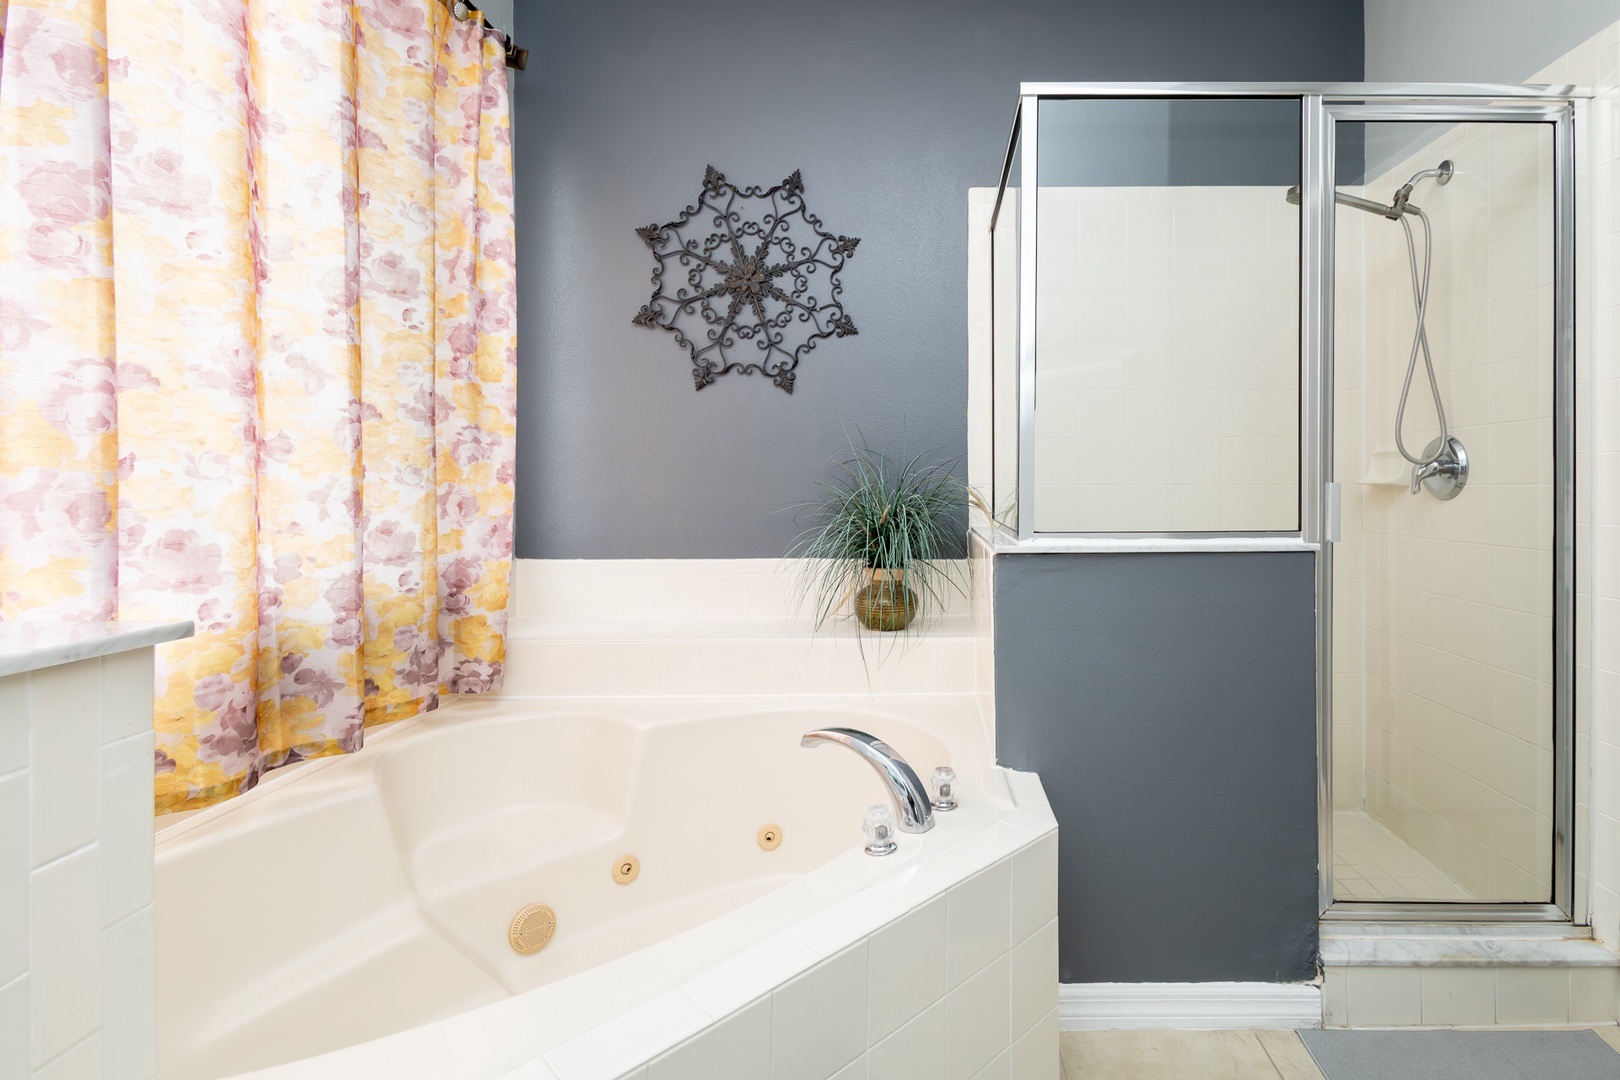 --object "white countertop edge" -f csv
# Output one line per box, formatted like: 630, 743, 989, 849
0, 619, 194, 677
